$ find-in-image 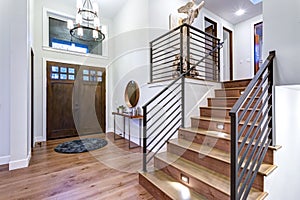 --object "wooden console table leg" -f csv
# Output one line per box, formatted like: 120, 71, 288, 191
113, 114, 116, 140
